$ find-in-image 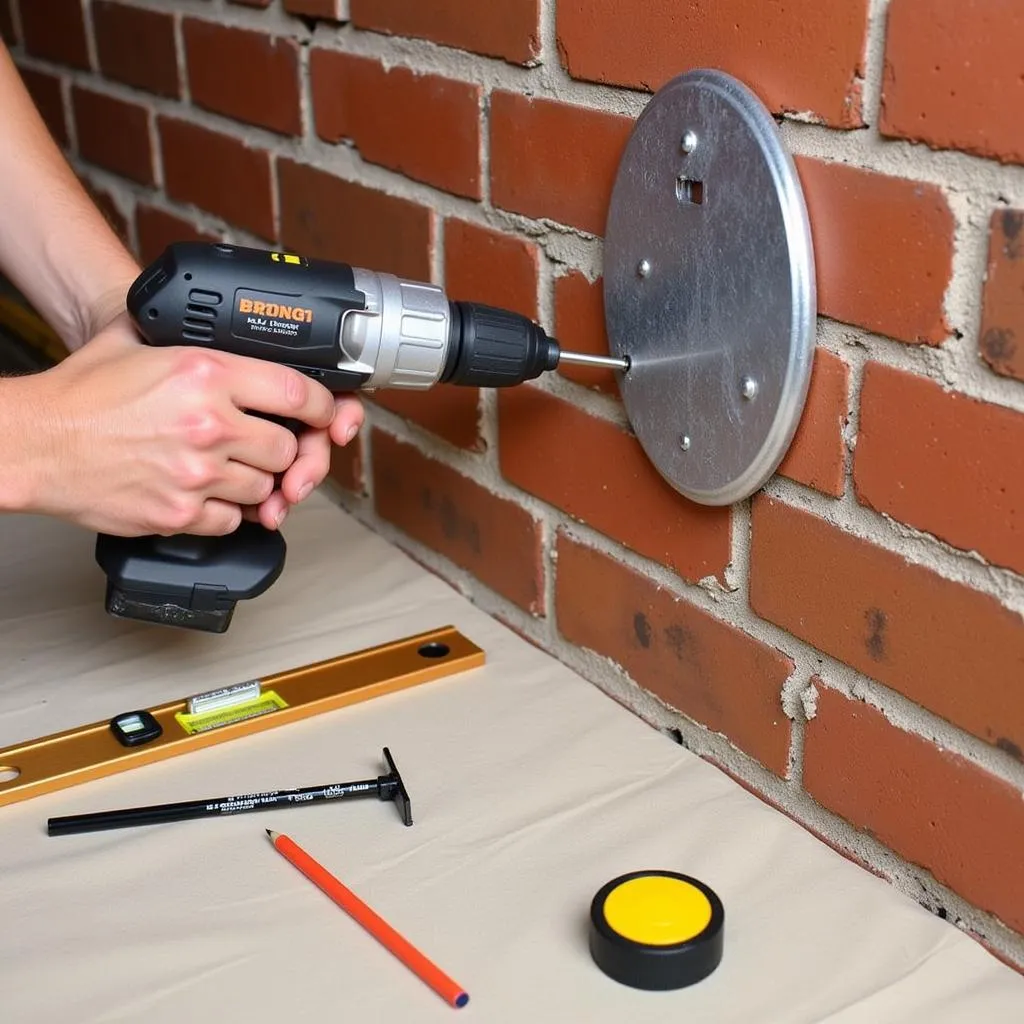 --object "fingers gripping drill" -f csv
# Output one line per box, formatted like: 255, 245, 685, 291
95, 242, 628, 633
